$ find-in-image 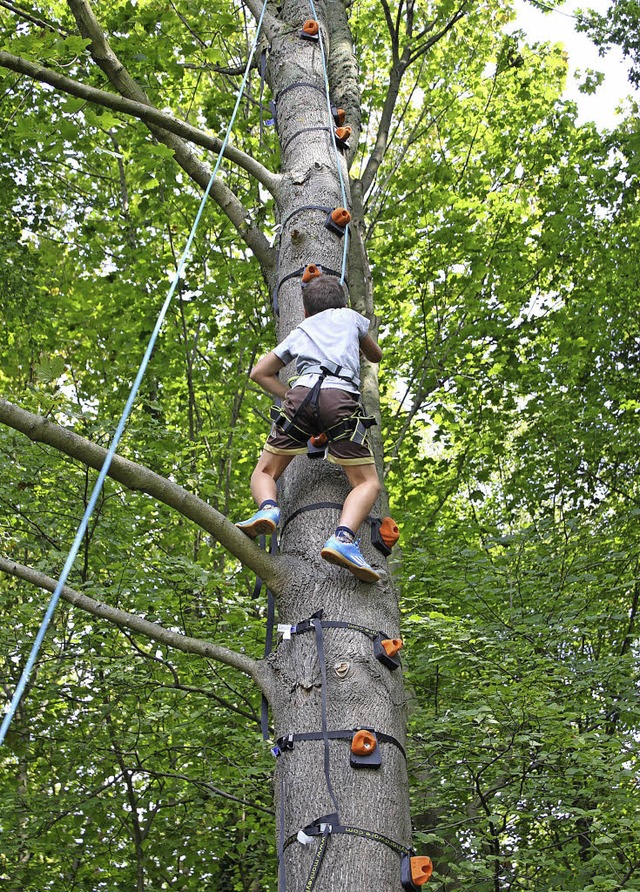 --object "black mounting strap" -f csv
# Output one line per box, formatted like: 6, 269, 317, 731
273, 265, 346, 313
280, 502, 342, 535
313, 617, 341, 817
275, 81, 327, 104
284, 814, 416, 892
281, 126, 331, 154
272, 727, 406, 760
281, 504, 391, 557
281, 204, 333, 230
277, 610, 402, 672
